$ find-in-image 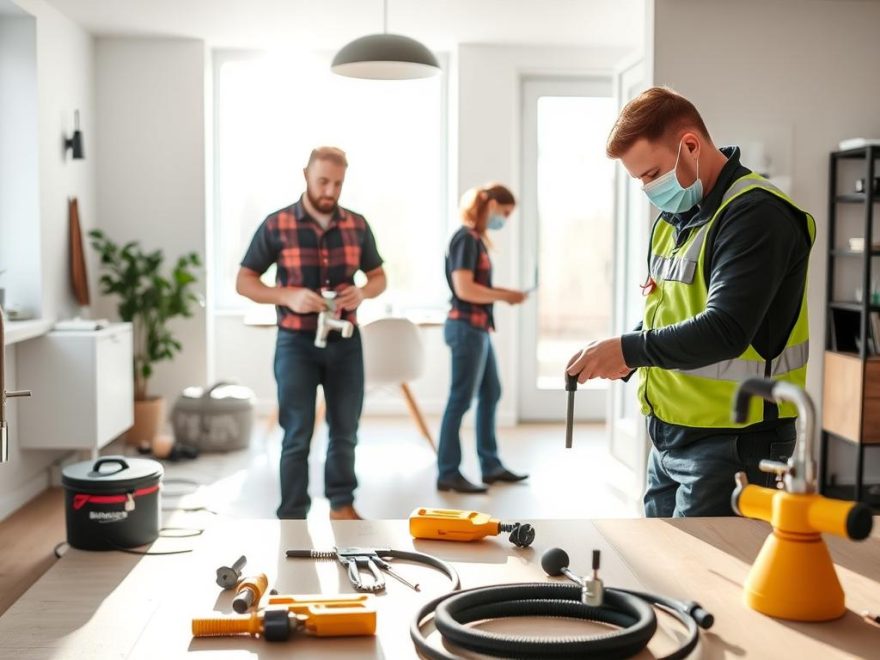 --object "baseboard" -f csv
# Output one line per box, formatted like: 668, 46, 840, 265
0, 471, 50, 522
